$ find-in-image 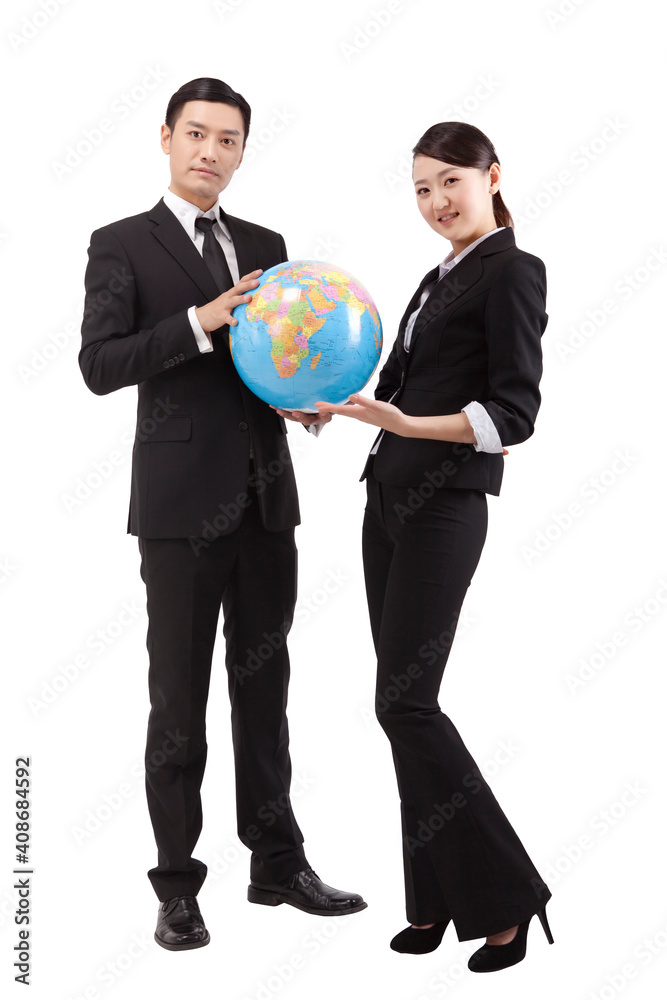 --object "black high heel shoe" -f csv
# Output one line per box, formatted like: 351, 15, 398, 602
390, 919, 451, 954
467, 906, 554, 973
